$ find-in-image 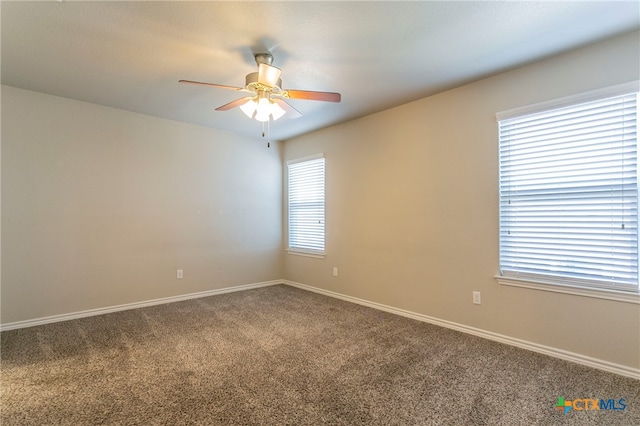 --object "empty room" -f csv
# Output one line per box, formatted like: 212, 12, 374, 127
2, 1, 639, 424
